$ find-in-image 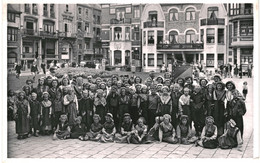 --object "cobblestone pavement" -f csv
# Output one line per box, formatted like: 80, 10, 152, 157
7, 77, 253, 159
